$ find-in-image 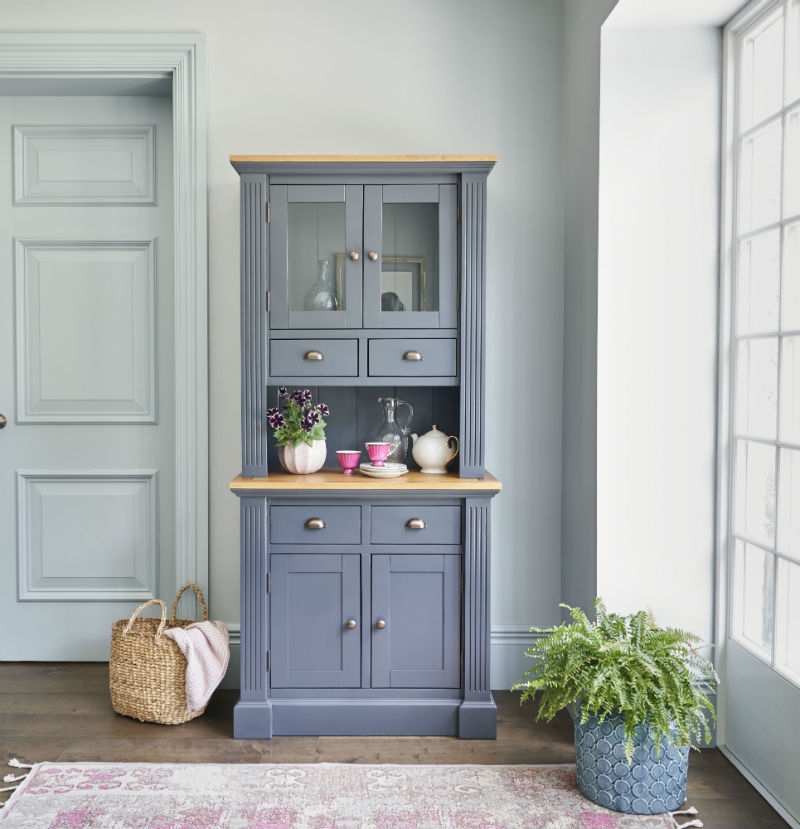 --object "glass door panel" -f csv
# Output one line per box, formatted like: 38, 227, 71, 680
269, 184, 362, 329
363, 184, 457, 329
287, 201, 344, 312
